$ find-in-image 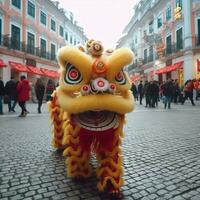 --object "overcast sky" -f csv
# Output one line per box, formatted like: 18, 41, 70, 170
57, 0, 139, 48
